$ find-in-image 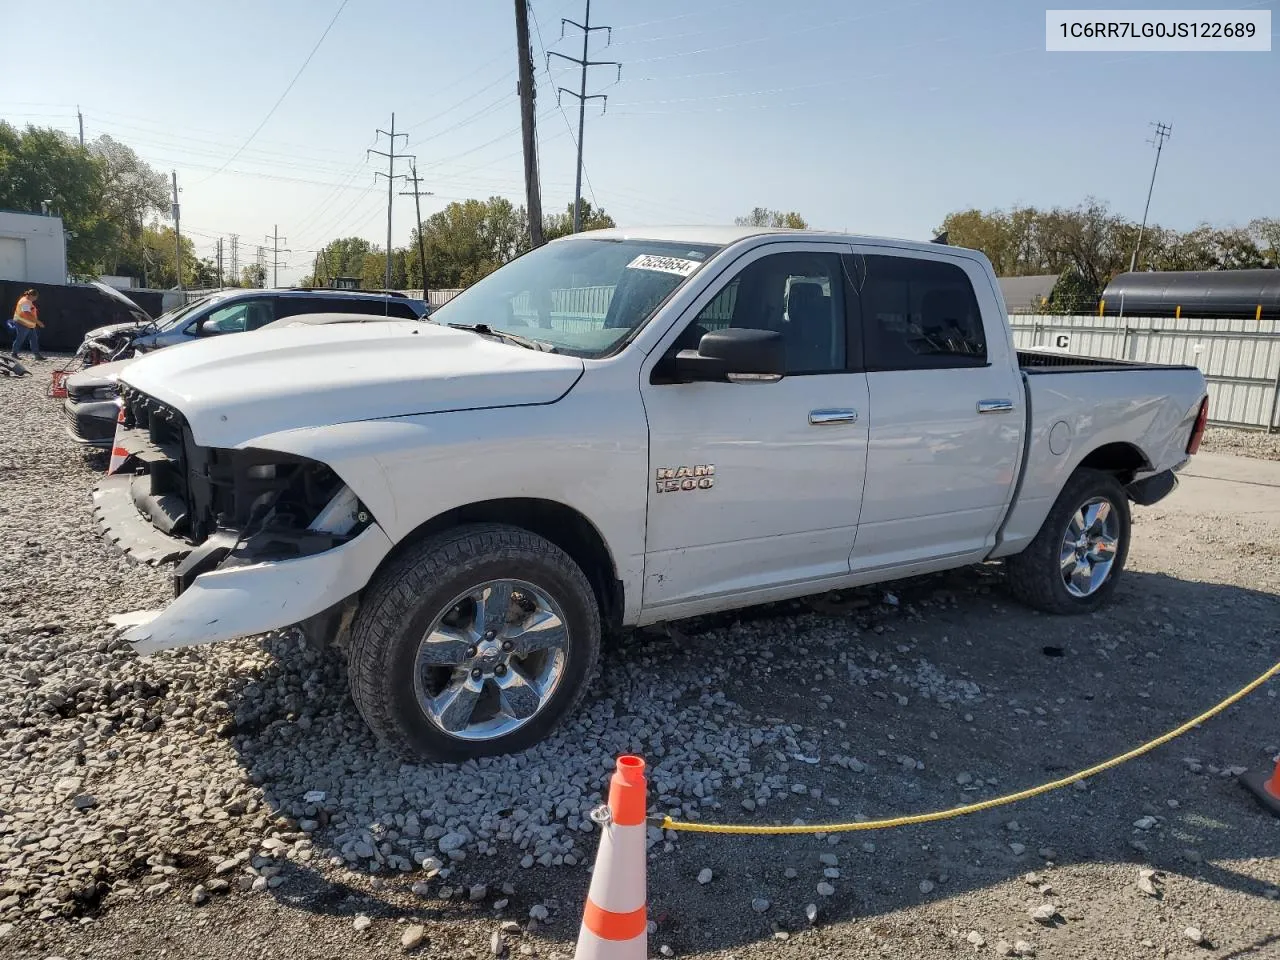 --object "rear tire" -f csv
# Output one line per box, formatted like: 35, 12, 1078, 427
347, 523, 601, 762
1006, 468, 1131, 615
